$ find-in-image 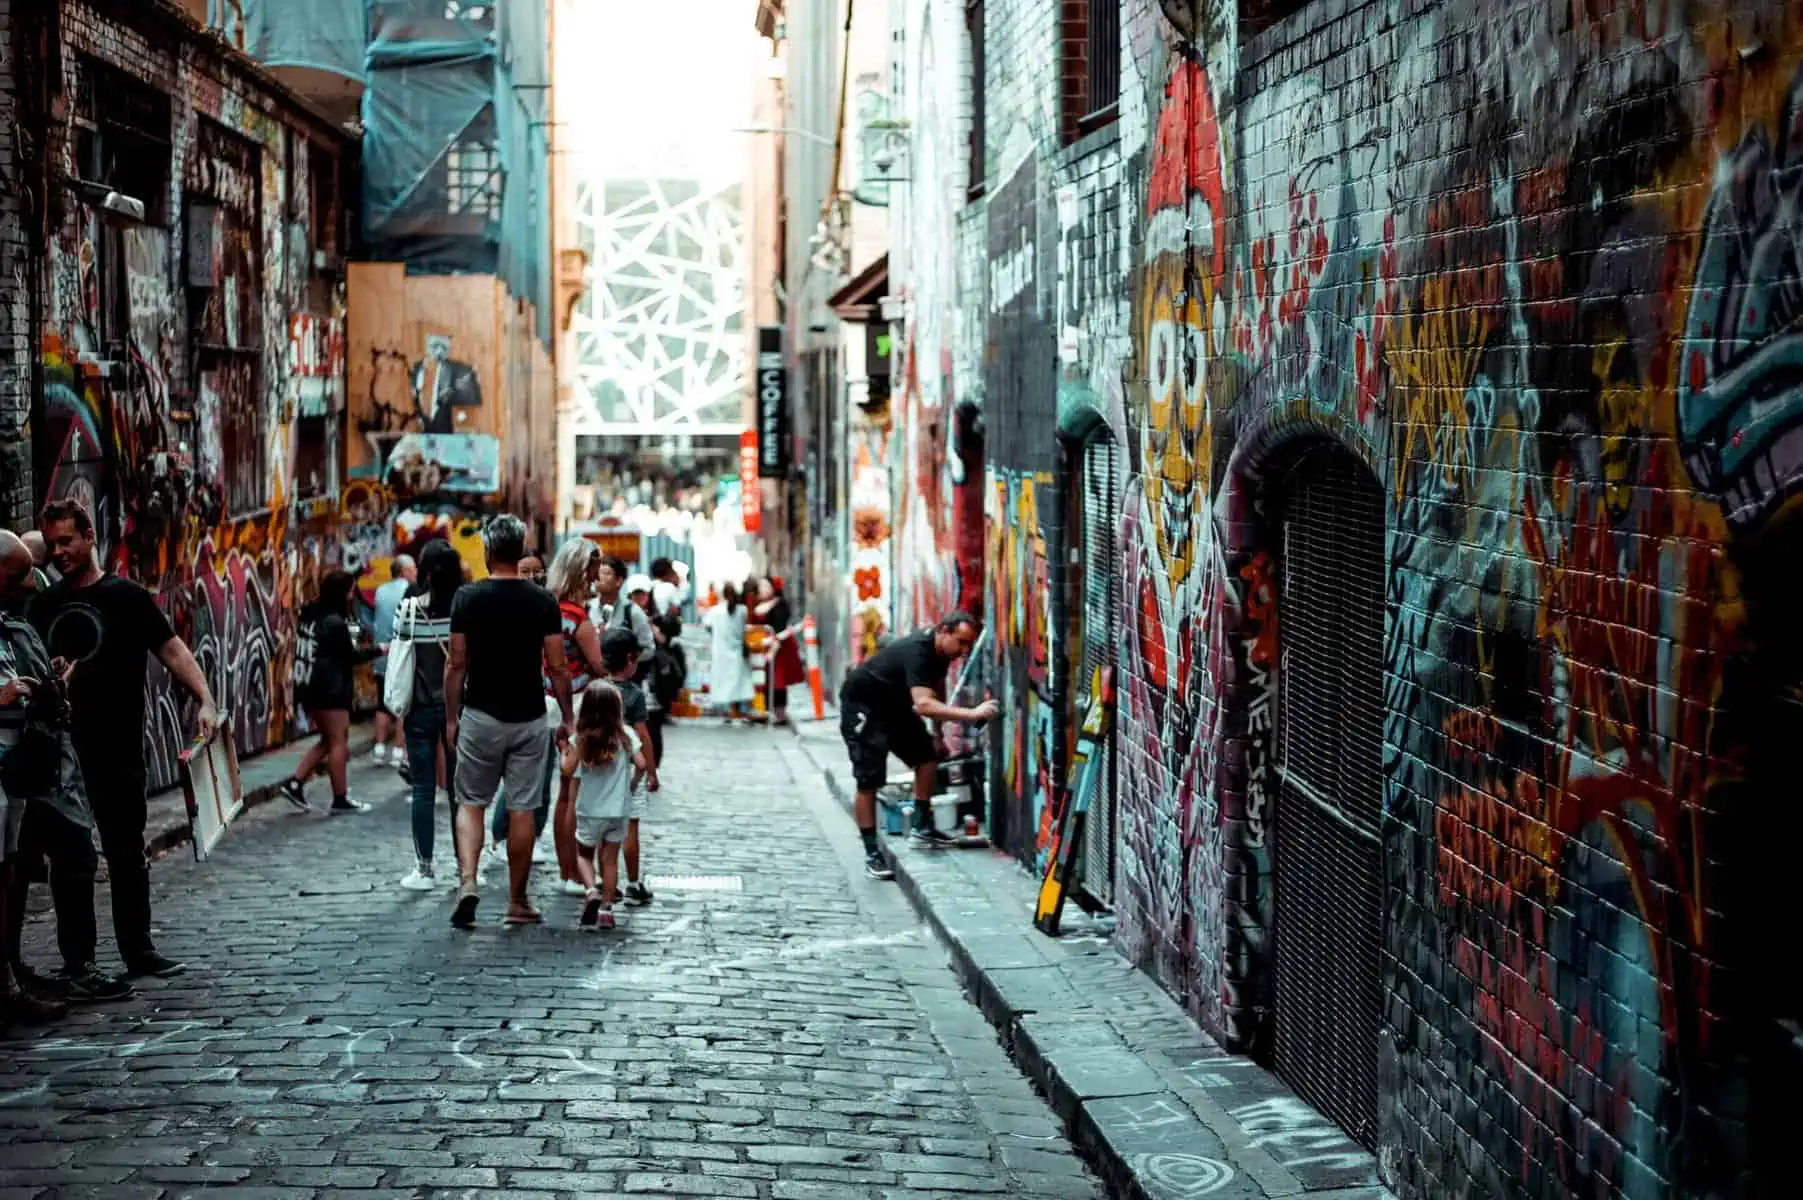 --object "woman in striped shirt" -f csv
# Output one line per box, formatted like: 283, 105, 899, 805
394, 541, 463, 890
